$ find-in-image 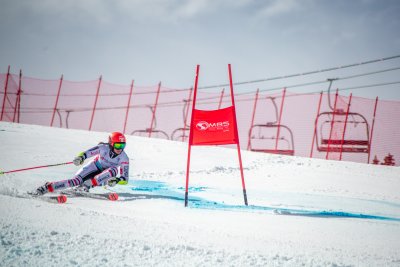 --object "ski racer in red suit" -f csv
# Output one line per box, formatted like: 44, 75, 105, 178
35, 132, 130, 195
